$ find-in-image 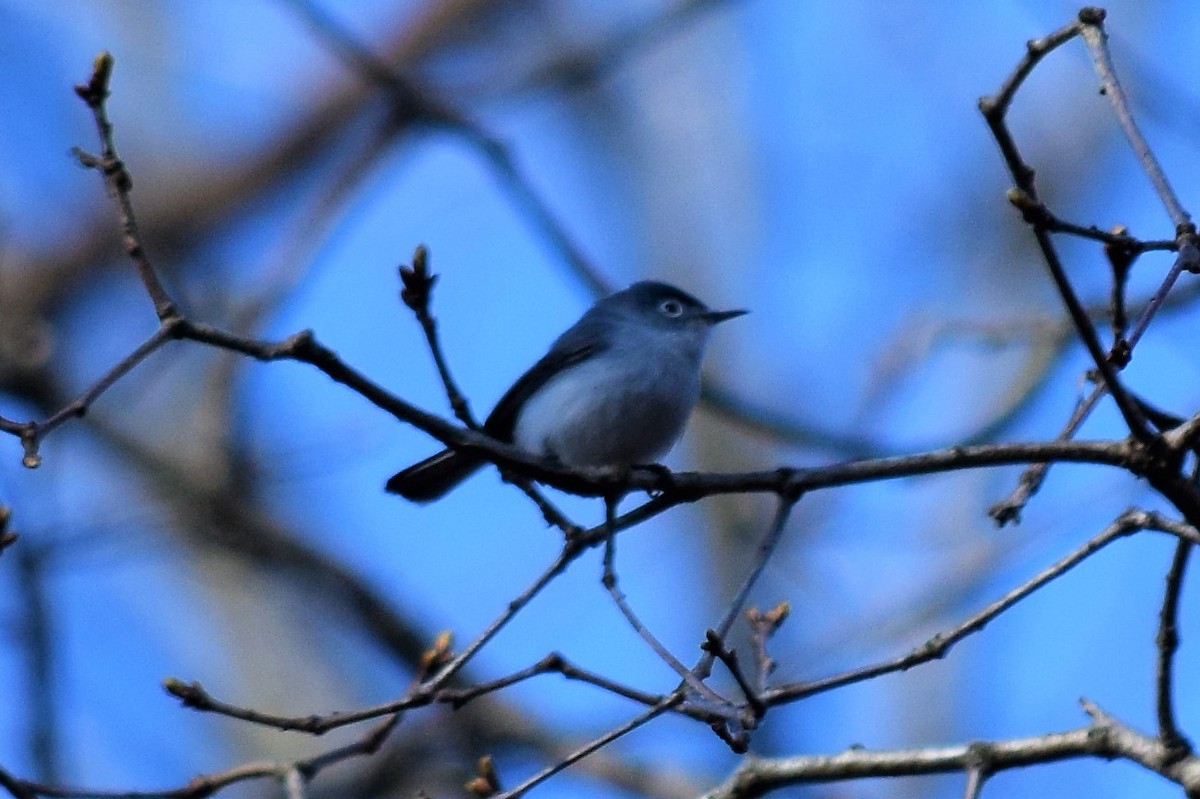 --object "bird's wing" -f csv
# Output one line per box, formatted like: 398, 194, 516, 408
483, 341, 605, 440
